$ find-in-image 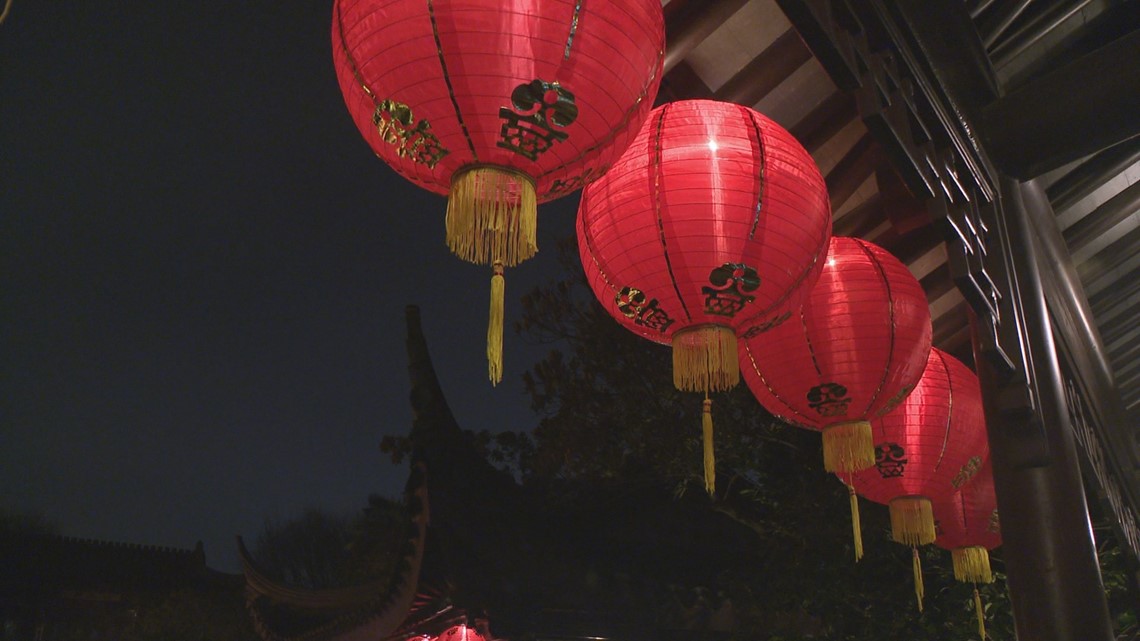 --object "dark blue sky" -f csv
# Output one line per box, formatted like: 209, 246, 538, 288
0, 1, 578, 572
